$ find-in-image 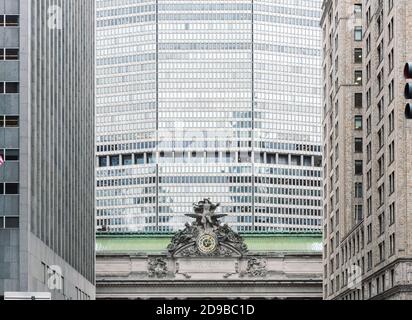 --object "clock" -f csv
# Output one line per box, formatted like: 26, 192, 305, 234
196, 232, 218, 254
